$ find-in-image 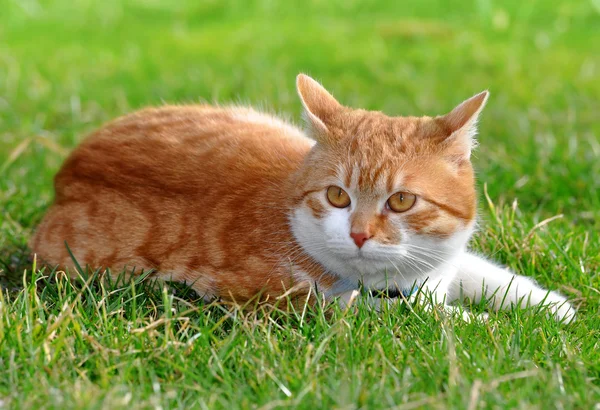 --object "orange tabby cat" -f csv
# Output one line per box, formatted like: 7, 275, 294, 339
31, 74, 575, 321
